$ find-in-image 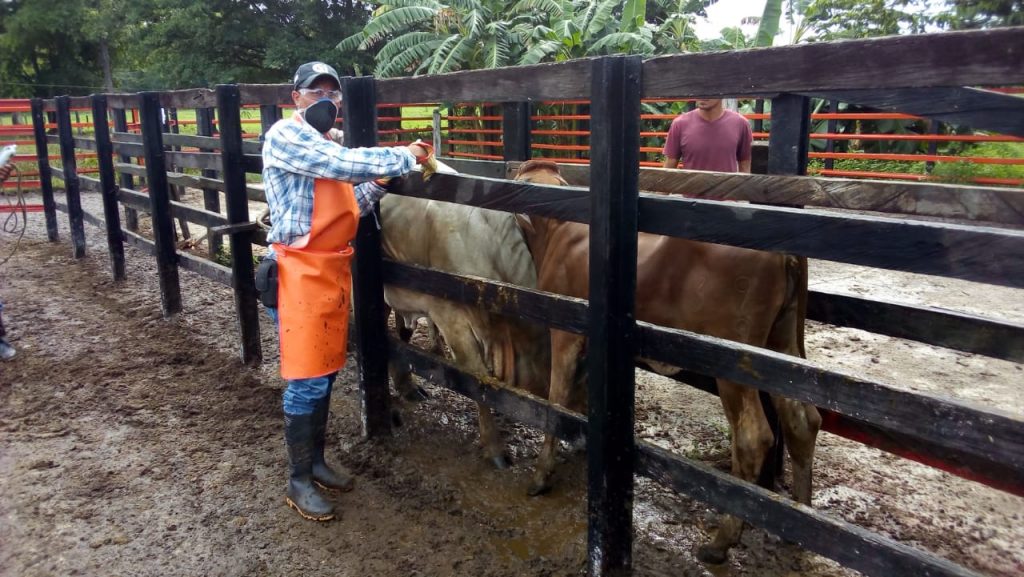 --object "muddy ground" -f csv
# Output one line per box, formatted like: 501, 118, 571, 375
1, 190, 1022, 577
